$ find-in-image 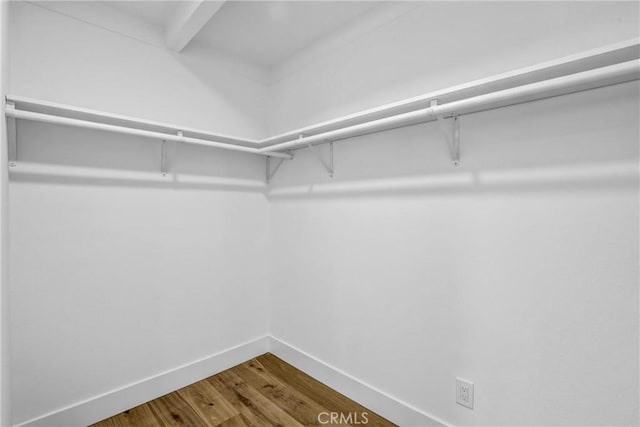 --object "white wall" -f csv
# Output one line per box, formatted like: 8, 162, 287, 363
0, 0, 11, 425
268, 1, 640, 134
8, 2, 271, 425
268, 82, 640, 427
267, 2, 639, 425
6, 1, 640, 426
9, 1, 269, 139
